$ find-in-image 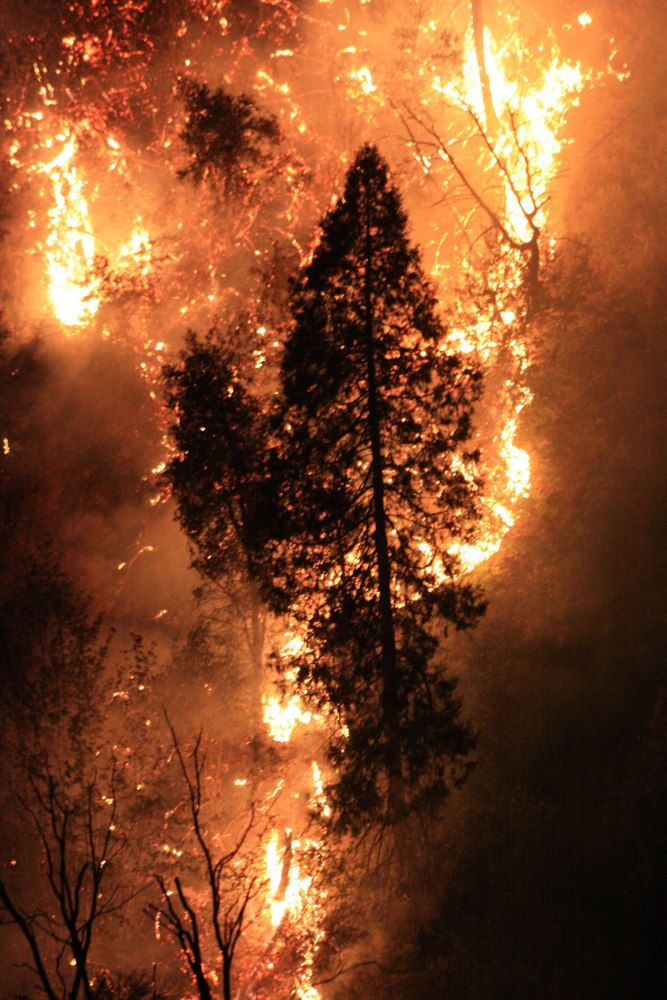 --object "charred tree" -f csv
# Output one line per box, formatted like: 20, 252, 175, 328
274, 145, 485, 839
